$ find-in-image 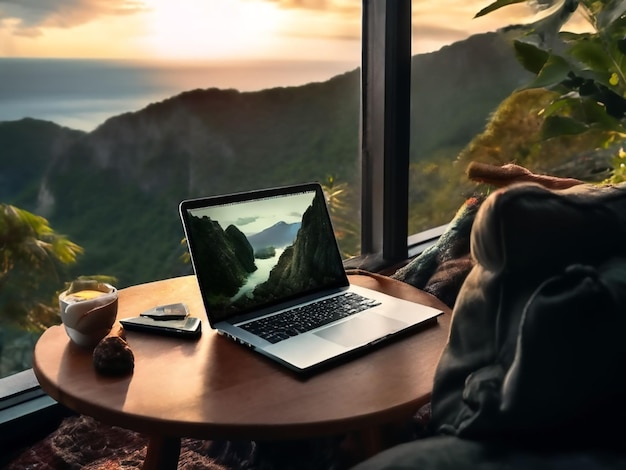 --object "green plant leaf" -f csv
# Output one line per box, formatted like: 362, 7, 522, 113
596, 0, 626, 30
528, 54, 573, 89
514, 40, 550, 74
568, 37, 615, 73
542, 94, 577, 117
474, 0, 526, 18
544, 92, 624, 129
580, 97, 624, 128
541, 115, 589, 138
